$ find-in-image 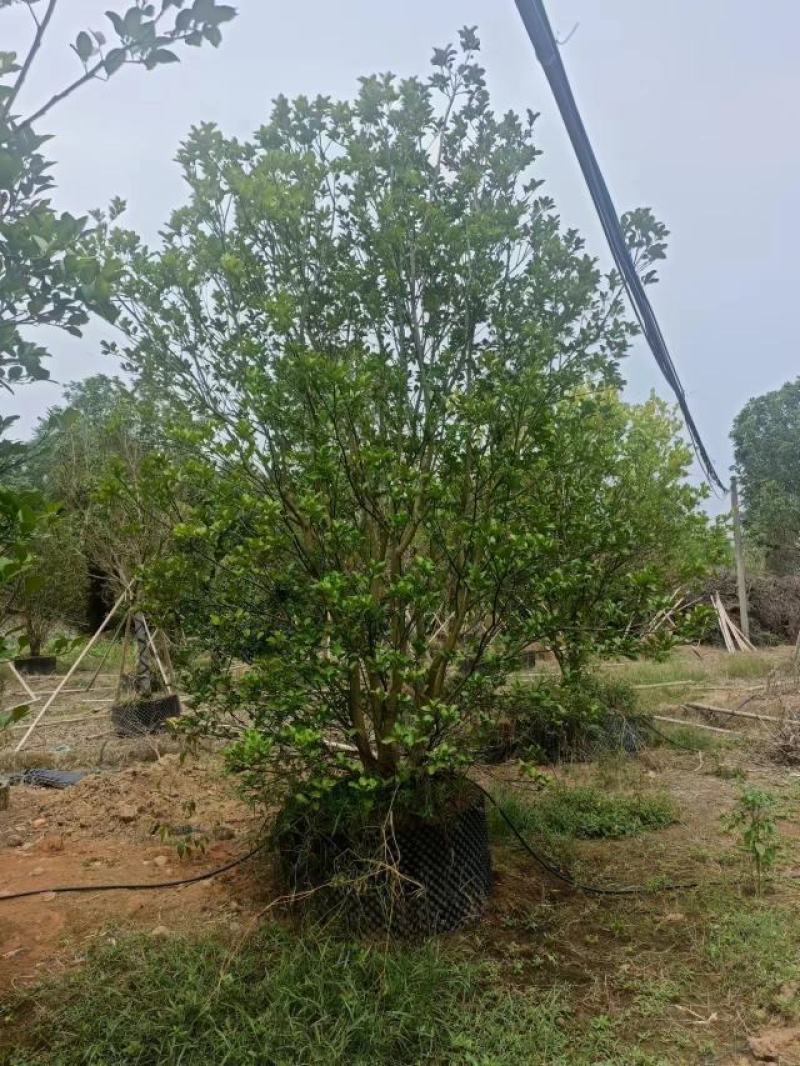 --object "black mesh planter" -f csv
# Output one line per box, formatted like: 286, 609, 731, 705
111, 693, 181, 736
278, 778, 492, 937
13, 656, 57, 676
